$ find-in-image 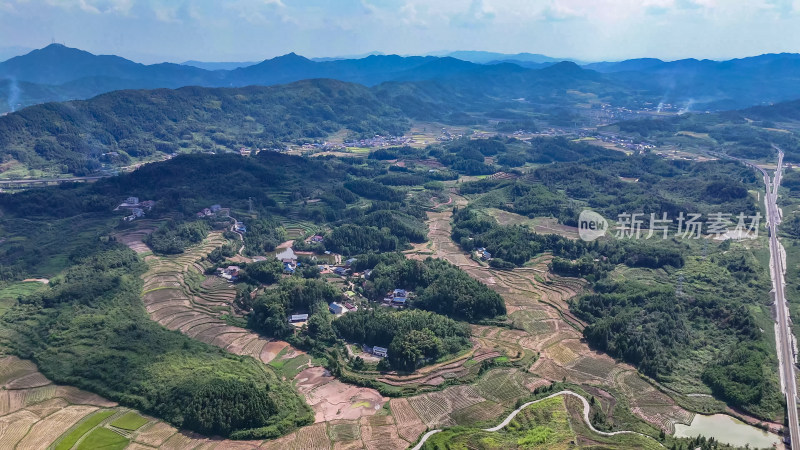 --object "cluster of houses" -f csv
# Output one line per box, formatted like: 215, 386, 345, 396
382, 288, 409, 308
196, 204, 229, 218
593, 133, 655, 152
276, 248, 298, 273
329, 301, 357, 315
330, 257, 358, 276
342, 135, 412, 148
116, 196, 155, 221
437, 128, 463, 142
